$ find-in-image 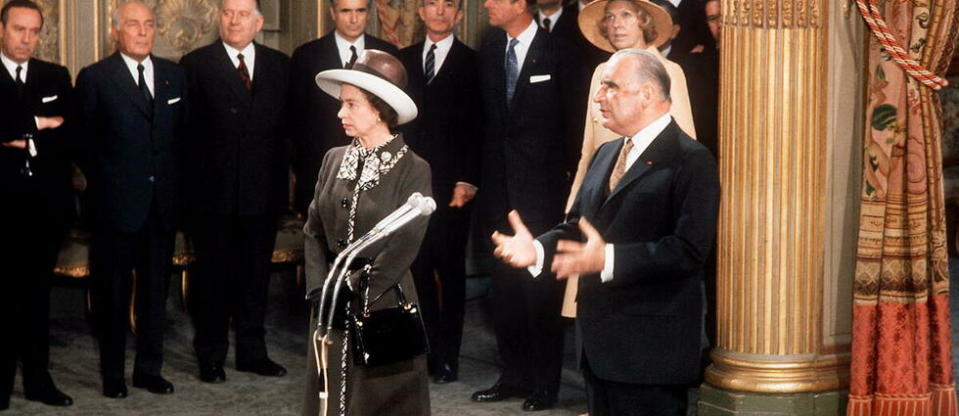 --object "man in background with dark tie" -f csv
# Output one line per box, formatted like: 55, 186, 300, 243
288, 0, 397, 215
179, 0, 290, 385
0, 0, 75, 410
471, 0, 586, 411
75, 0, 188, 399
398, 0, 480, 385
